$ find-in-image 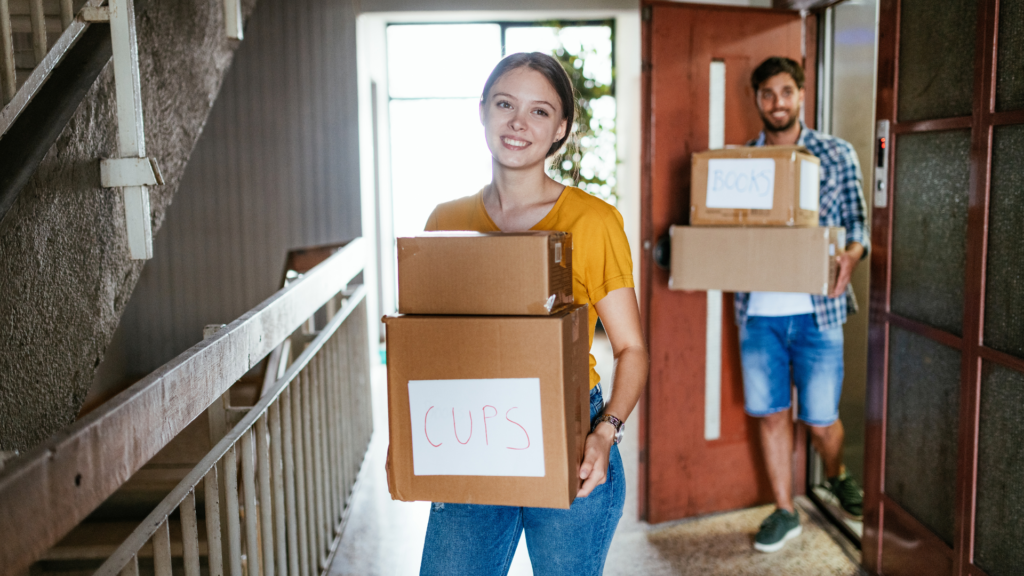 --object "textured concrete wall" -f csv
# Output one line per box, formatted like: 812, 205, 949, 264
0, 0, 257, 452
85, 0, 363, 410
